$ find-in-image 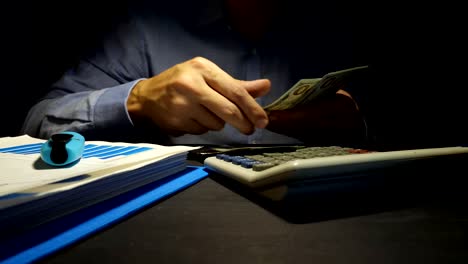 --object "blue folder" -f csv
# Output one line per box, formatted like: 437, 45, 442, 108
0, 166, 209, 264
